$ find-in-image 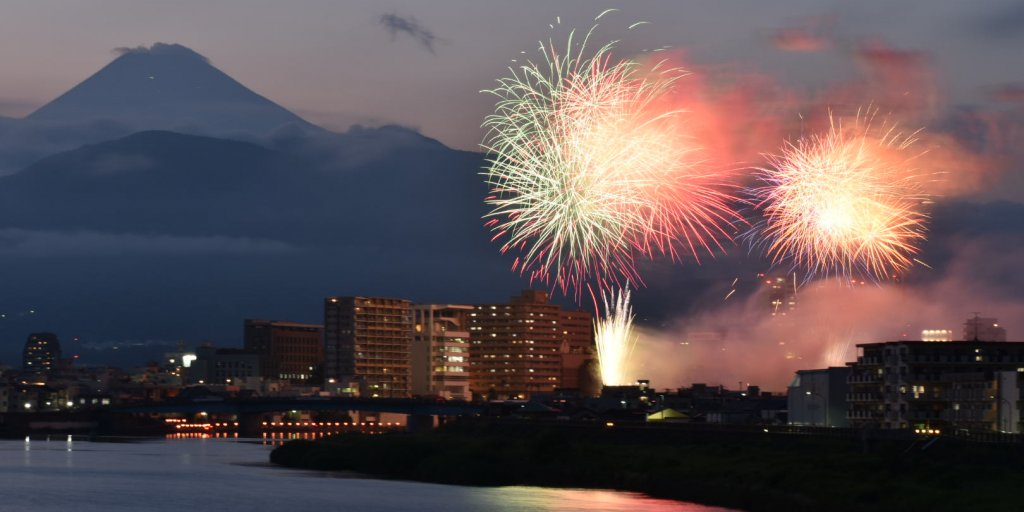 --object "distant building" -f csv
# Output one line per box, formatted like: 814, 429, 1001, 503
323, 296, 413, 398
655, 383, 786, 425
22, 332, 62, 372
411, 304, 472, 400
764, 273, 798, 316
787, 367, 850, 427
469, 290, 567, 399
558, 309, 596, 393
846, 340, 1024, 432
186, 346, 261, 386
243, 319, 324, 384
921, 329, 954, 342
962, 316, 1007, 341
